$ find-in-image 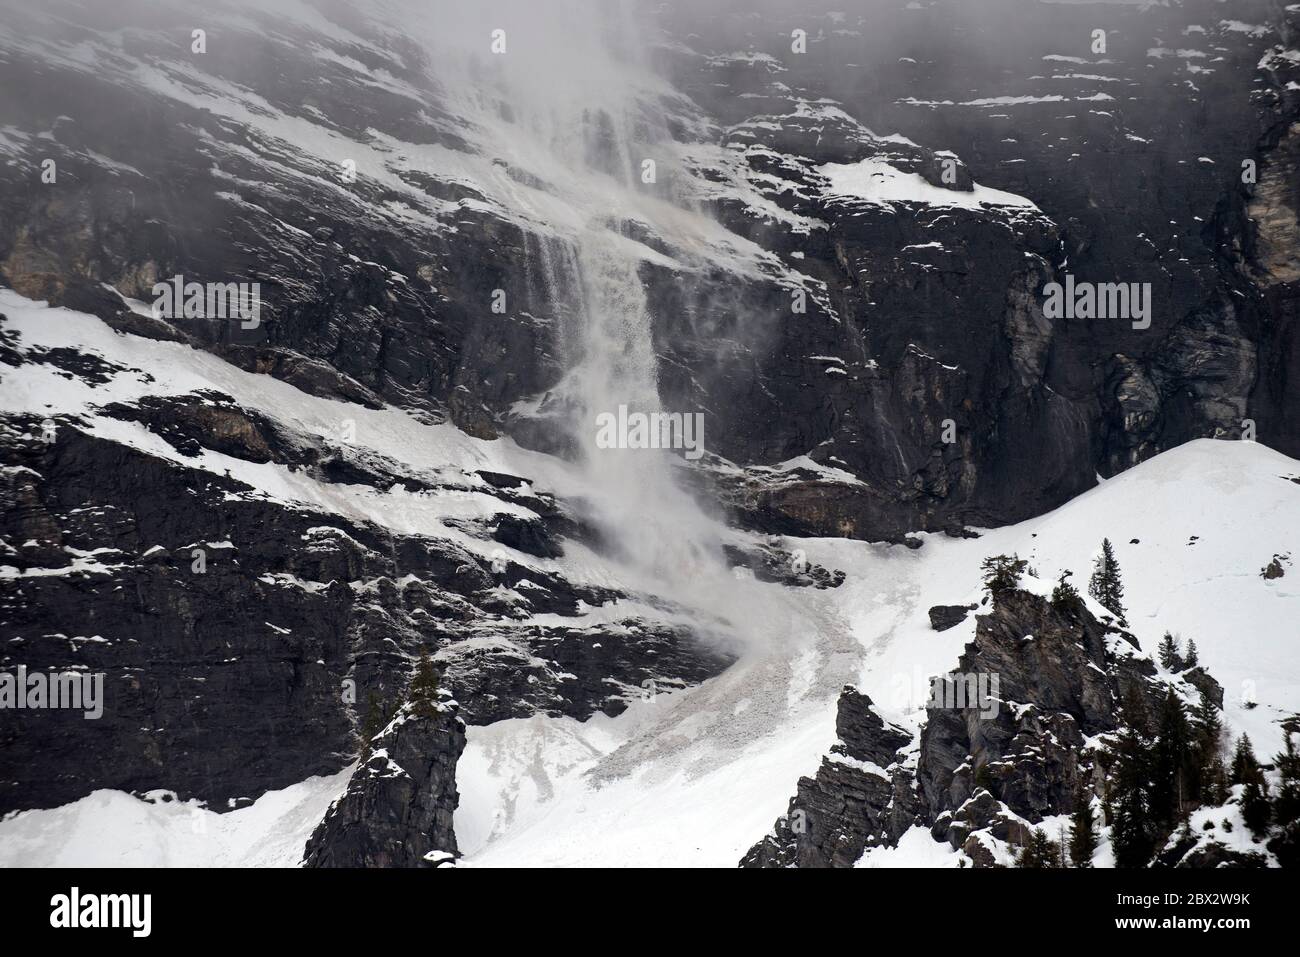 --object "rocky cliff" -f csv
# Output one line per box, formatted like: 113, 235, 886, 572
1, 0, 1297, 542
303, 696, 465, 868
743, 577, 1229, 867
